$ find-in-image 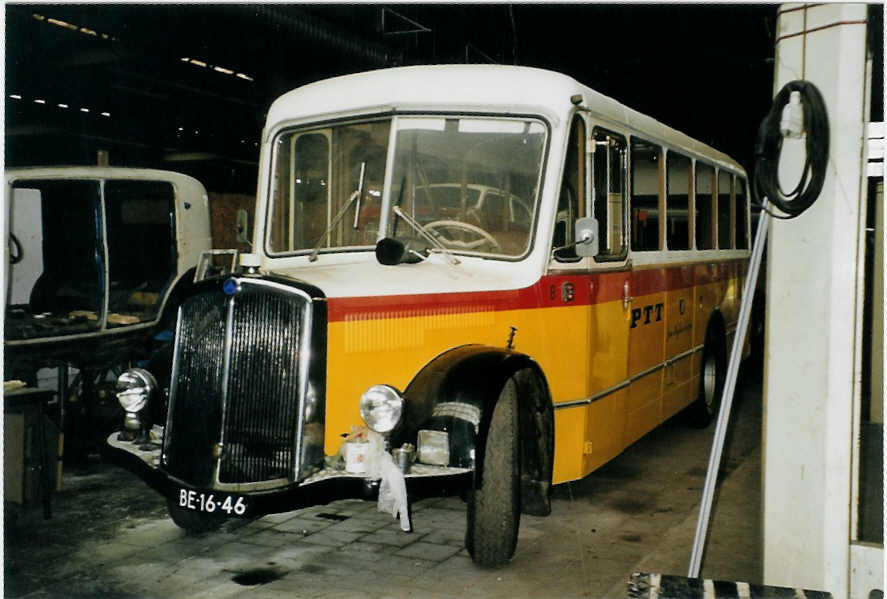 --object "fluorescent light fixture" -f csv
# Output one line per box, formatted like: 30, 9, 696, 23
180, 55, 253, 82
9, 94, 22, 100
101, 112, 110, 117
35, 13, 116, 41
48, 18, 77, 31
34, 99, 46, 104
80, 107, 90, 113
180, 56, 252, 82
58, 103, 69, 108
